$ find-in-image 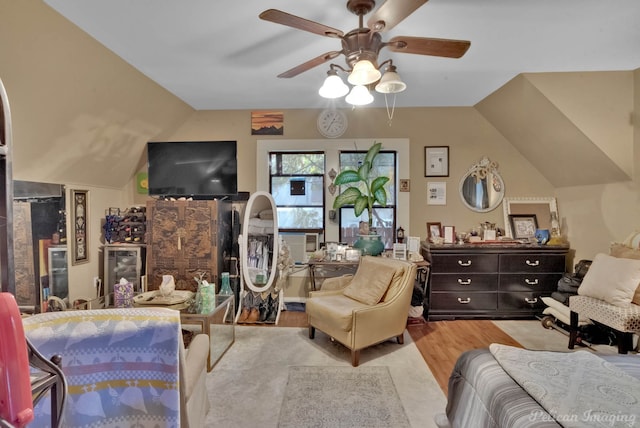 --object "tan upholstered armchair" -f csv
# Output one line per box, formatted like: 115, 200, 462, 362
306, 256, 417, 366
